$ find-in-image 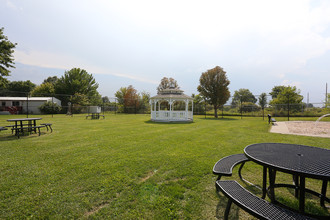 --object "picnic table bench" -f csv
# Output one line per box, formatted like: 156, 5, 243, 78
11, 125, 46, 138
216, 180, 315, 220
213, 154, 249, 181
40, 123, 53, 132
